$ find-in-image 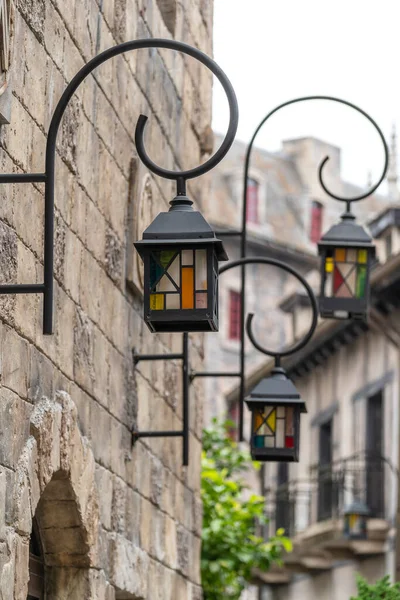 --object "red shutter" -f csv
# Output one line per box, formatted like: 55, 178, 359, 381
246, 178, 259, 223
310, 201, 323, 243
229, 290, 241, 340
